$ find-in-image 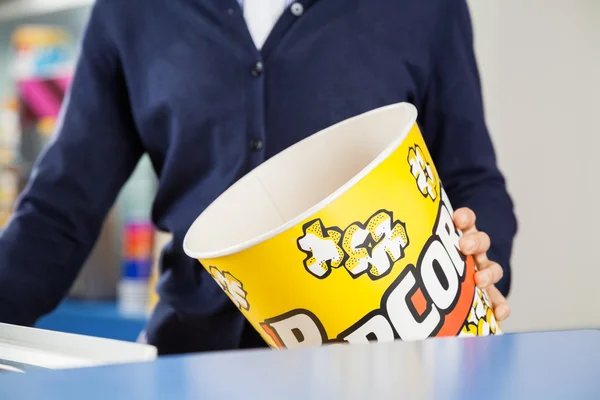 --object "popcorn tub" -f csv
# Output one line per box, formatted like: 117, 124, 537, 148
184, 103, 500, 349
